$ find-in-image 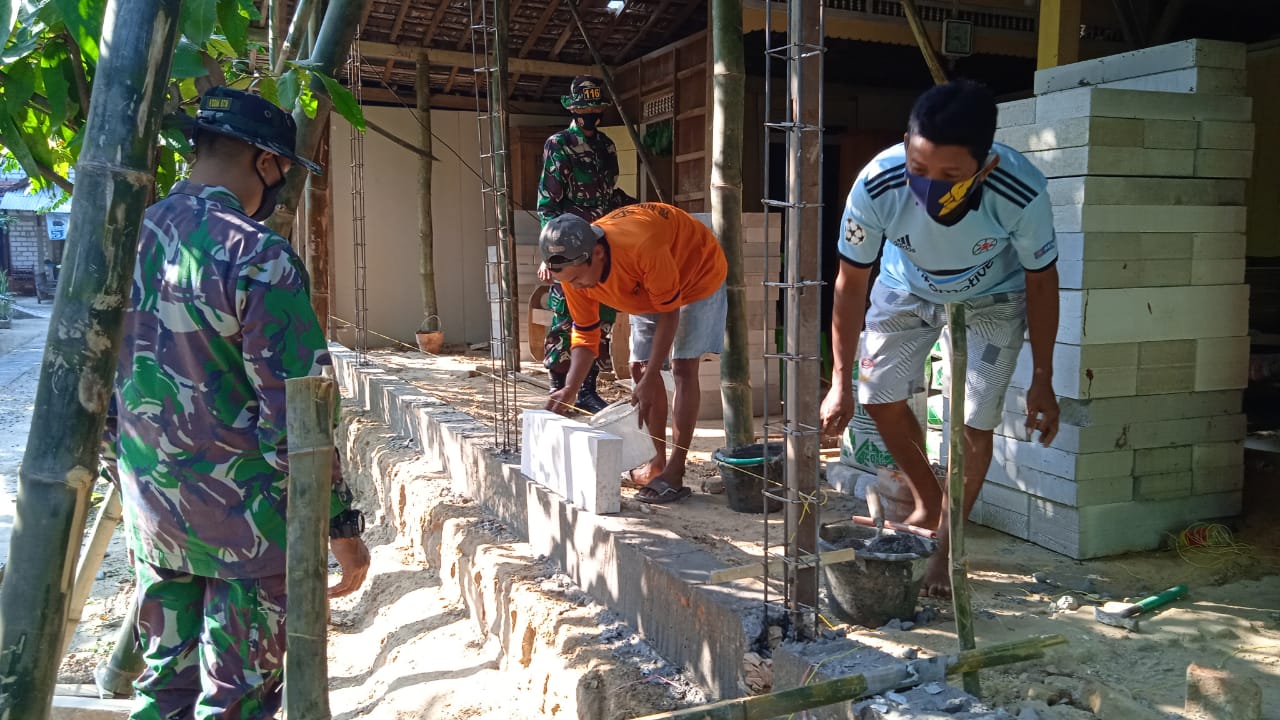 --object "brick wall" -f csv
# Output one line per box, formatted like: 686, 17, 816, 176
5, 212, 44, 273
